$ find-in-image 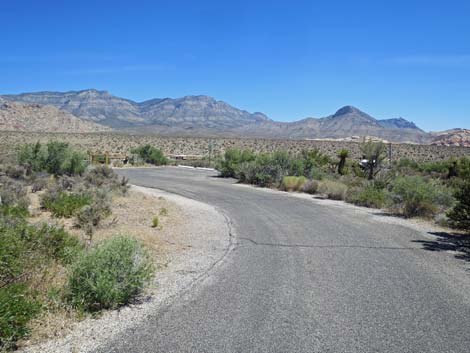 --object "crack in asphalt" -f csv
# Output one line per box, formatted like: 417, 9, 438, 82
237, 236, 421, 251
